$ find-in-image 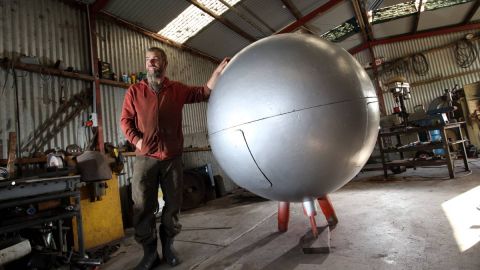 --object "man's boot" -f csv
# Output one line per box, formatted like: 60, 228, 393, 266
159, 224, 181, 266
134, 240, 161, 270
